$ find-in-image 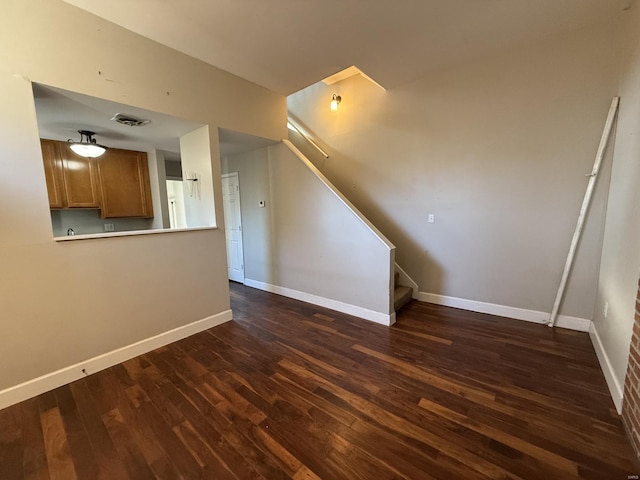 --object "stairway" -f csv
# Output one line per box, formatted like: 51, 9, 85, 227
394, 271, 413, 312
286, 126, 411, 319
